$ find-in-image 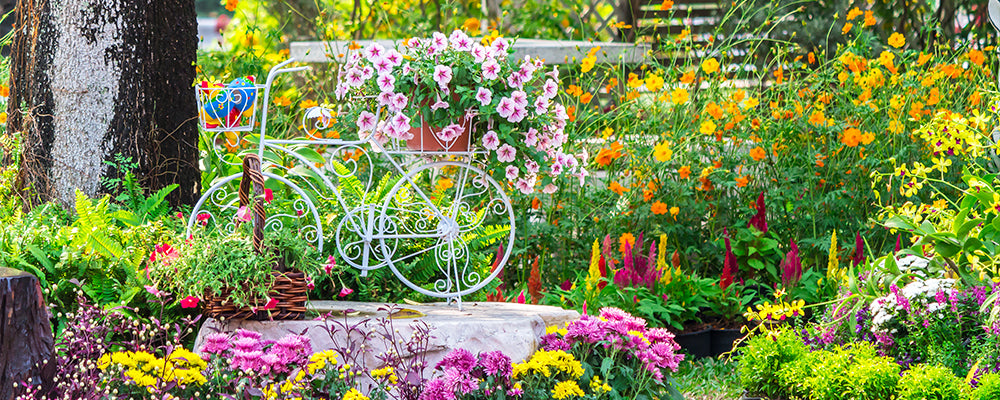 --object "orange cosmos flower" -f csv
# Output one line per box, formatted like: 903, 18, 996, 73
609, 181, 628, 196
651, 201, 668, 215
749, 146, 766, 161
679, 165, 692, 179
